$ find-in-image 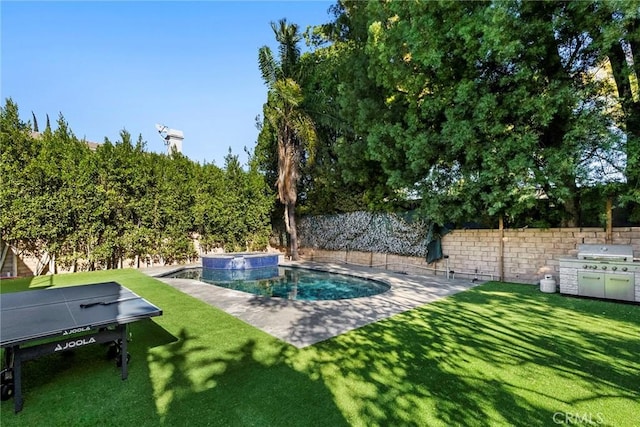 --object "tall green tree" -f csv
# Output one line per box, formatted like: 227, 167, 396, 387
258, 19, 318, 259
193, 161, 228, 251
152, 151, 198, 264
220, 152, 273, 251
298, 2, 400, 214
313, 0, 630, 227
31, 111, 39, 132
20, 113, 90, 272
0, 99, 39, 251
587, 0, 640, 218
